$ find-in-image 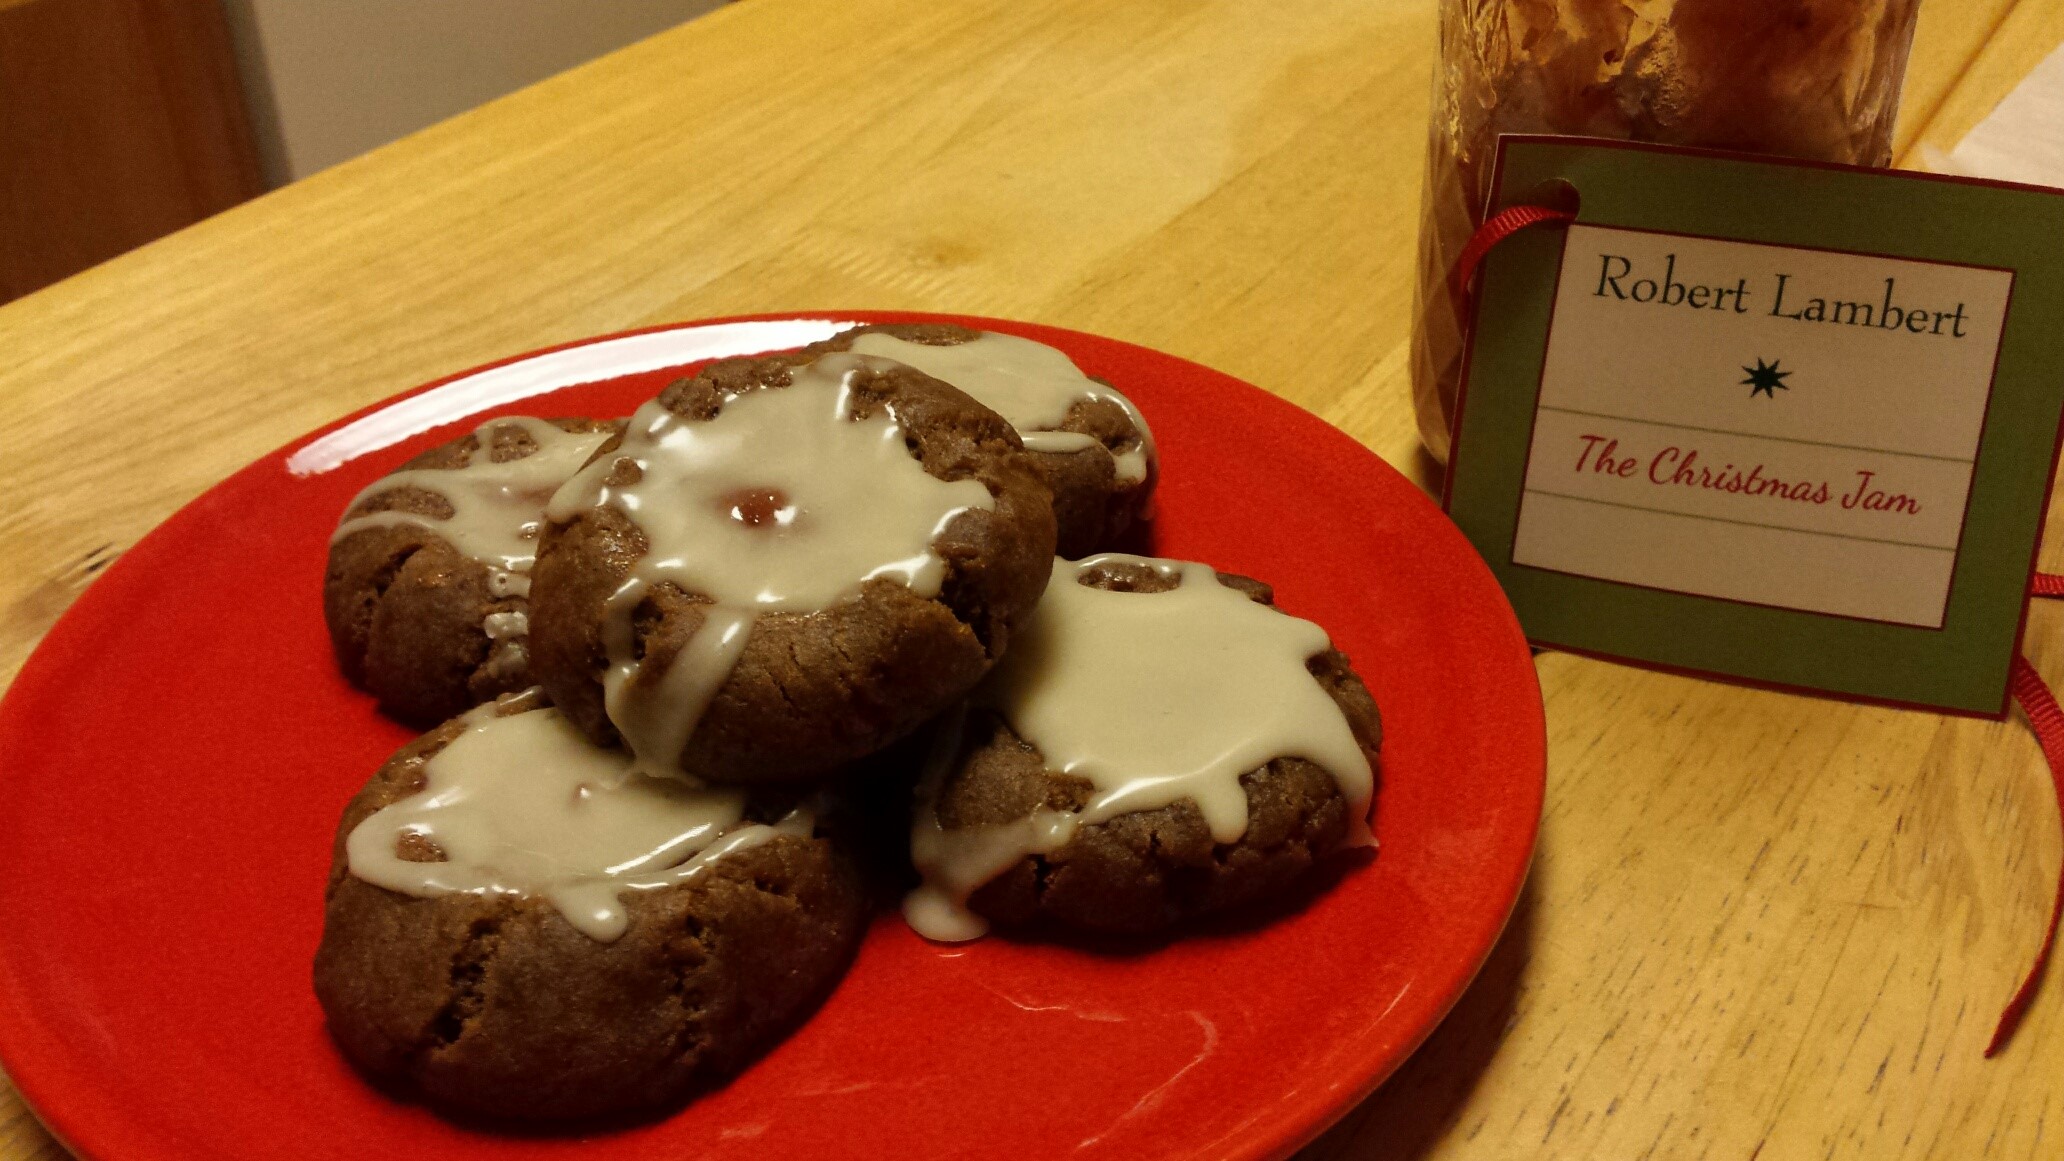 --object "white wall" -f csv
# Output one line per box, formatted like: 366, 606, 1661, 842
221, 0, 724, 186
